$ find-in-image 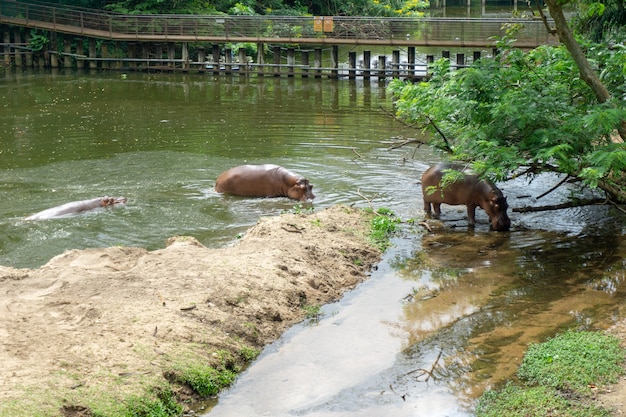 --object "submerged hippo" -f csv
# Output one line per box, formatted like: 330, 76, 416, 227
25, 196, 127, 220
215, 164, 315, 202
421, 164, 510, 231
